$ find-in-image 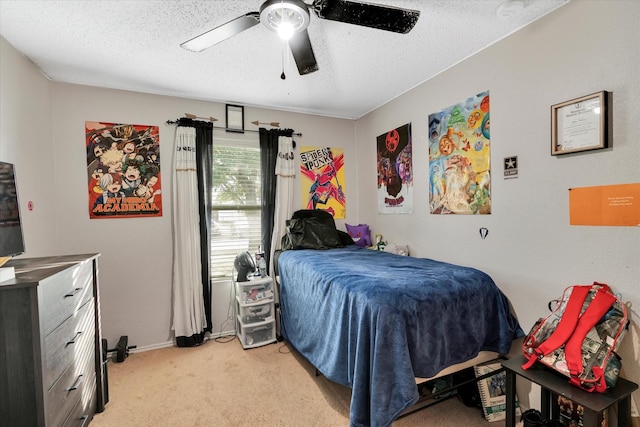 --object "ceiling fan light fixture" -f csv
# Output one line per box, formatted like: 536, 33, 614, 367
180, 0, 420, 76
278, 22, 295, 41
260, 0, 310, 41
